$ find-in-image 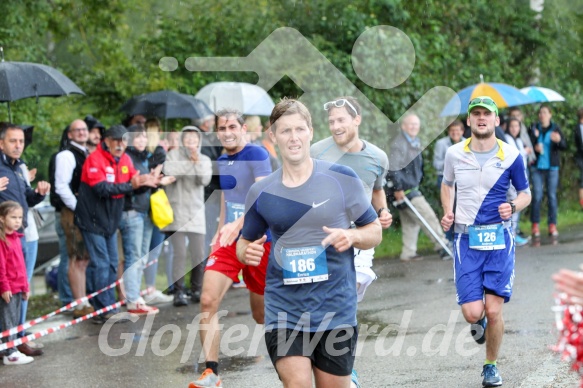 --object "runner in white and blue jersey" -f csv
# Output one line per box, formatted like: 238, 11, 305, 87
440, 96, 531, 388
237, 99, 382, 388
